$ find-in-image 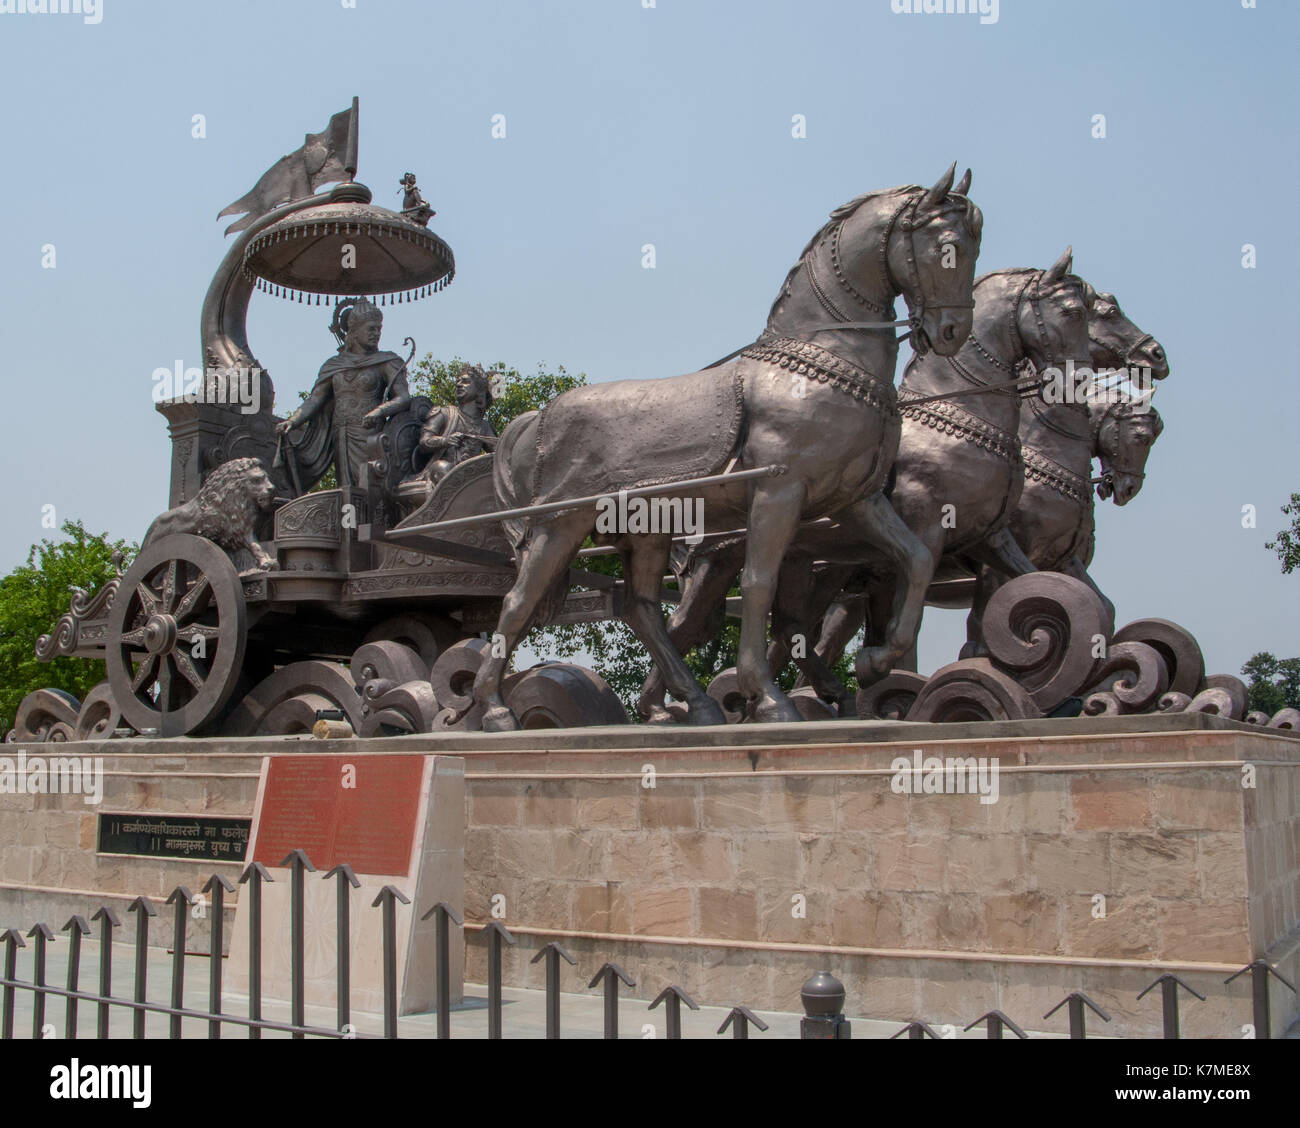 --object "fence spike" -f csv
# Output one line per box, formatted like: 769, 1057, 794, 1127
718, 1005, 769, 1039
1044, 992, 1111, 1039
372, 885, 410, 1039
891, 1020, 943, 1040
90, 907, 119, 1038
1137, 973, 1206, 1040
165, 886, 196, 1039
126, 897, 156, 1039
202, 874, 236, 1039
482, 921, 516, 1039
61, 915, 91, 1039
1225, 959, 1297, 1040
26, 924, 54, 1039
238, 863, 273, 1039
648, 984, 699, 1040
587, 962, 636, 1039
282, 851, 317, 1039
325, 865, 360, 1035
530, 942, 577, 1039
964, 1009, 1029, 1040
420, 902, 464, 1040
1, 928, 25, 1040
